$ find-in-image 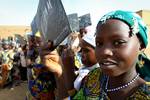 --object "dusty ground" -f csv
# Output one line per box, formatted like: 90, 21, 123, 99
0, 81, 28, 100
